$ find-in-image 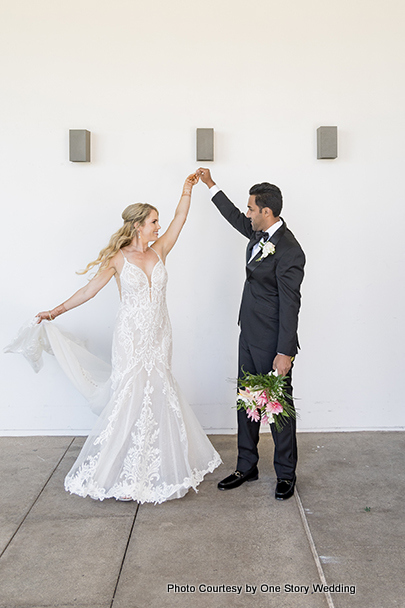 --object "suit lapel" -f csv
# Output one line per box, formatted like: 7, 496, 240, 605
246, 238, 256, 264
